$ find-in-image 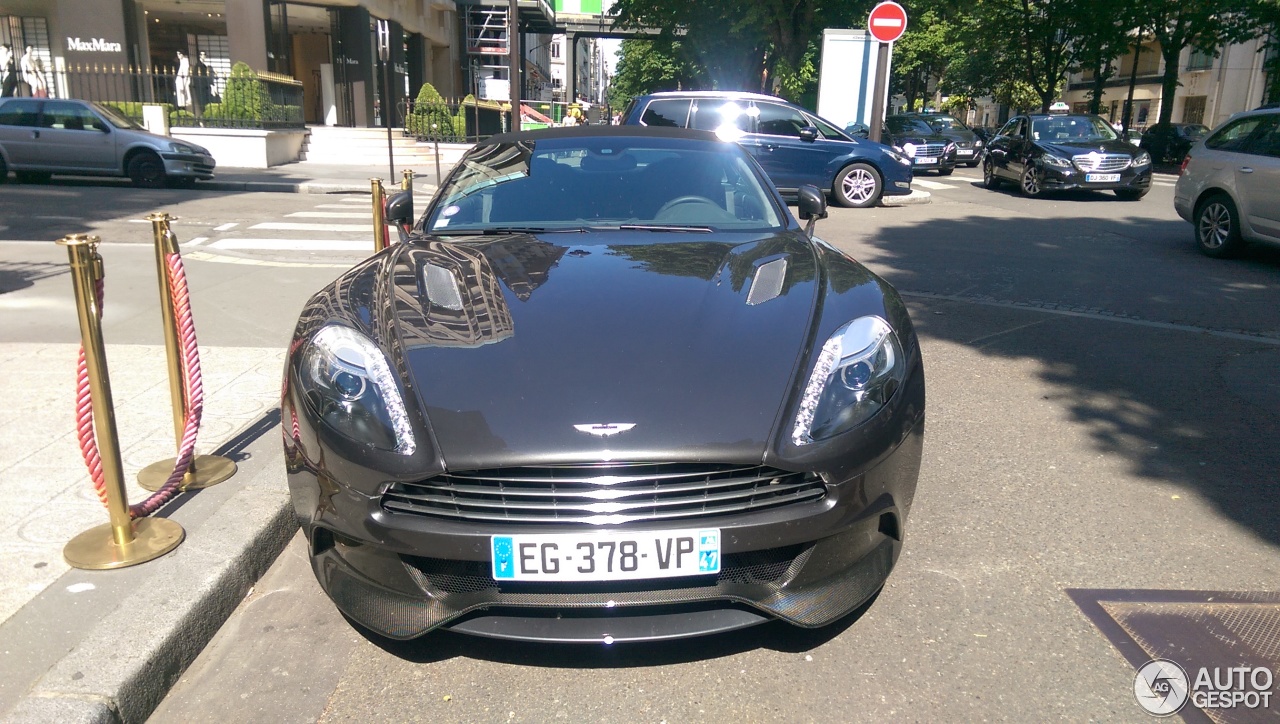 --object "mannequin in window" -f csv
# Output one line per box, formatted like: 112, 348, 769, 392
194, 51, 215, 108
175, 51, 191, 108
0, 45, 17, 98
21, 46, 46, 98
